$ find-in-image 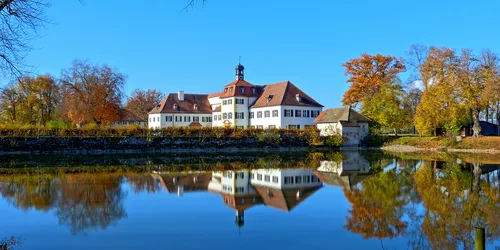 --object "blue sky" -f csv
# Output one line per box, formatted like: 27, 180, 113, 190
7, 0, 500, 108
